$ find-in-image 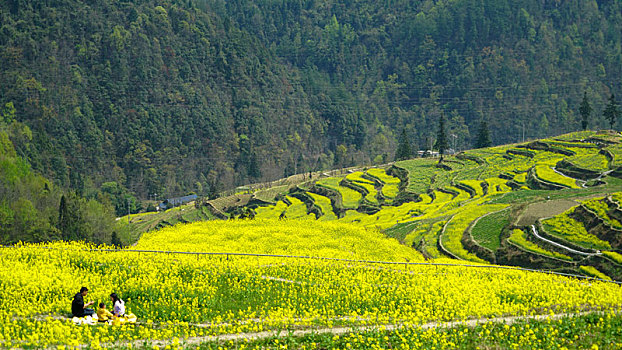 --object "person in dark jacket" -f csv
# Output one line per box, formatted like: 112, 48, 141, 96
71, 286, 95, 317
